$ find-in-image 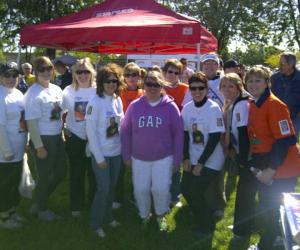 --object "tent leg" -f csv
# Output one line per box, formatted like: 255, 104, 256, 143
196, 43, 201, 71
